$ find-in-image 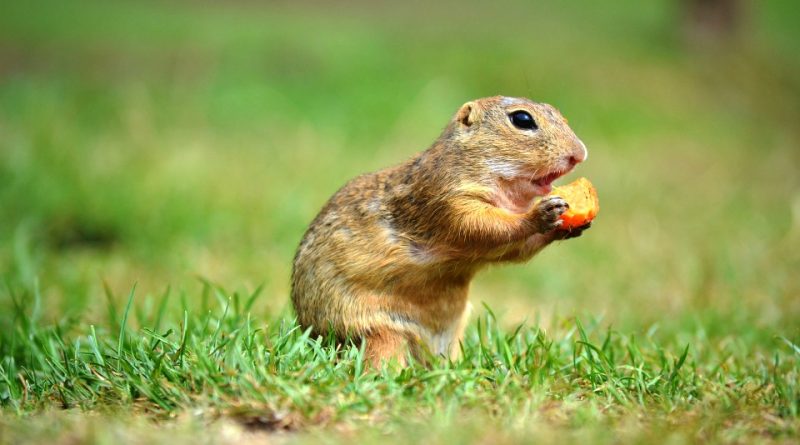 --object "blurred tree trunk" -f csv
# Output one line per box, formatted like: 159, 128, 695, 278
682, 0, 744, 43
